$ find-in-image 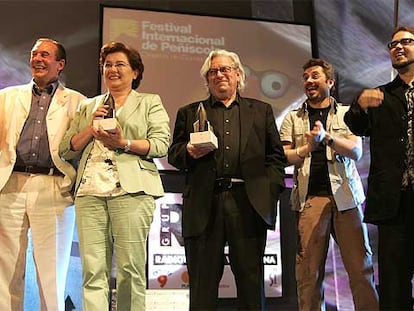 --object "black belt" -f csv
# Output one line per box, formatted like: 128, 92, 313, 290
13, 165, 63, 176
214, 177, 245, 192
